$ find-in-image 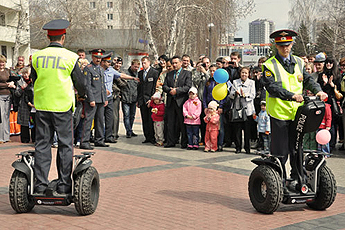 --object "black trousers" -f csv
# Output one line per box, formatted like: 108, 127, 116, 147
81, 102, 105, 145
200, 108, 206, 144
233, 116, 252, 153
20, 125, 35, 143
166, 100, 187, 147
34, 110, 73, 193
270, 117, 297, 179
223, 115, 236, 146
140, 104, 154, 142
104, 98, 114, 141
